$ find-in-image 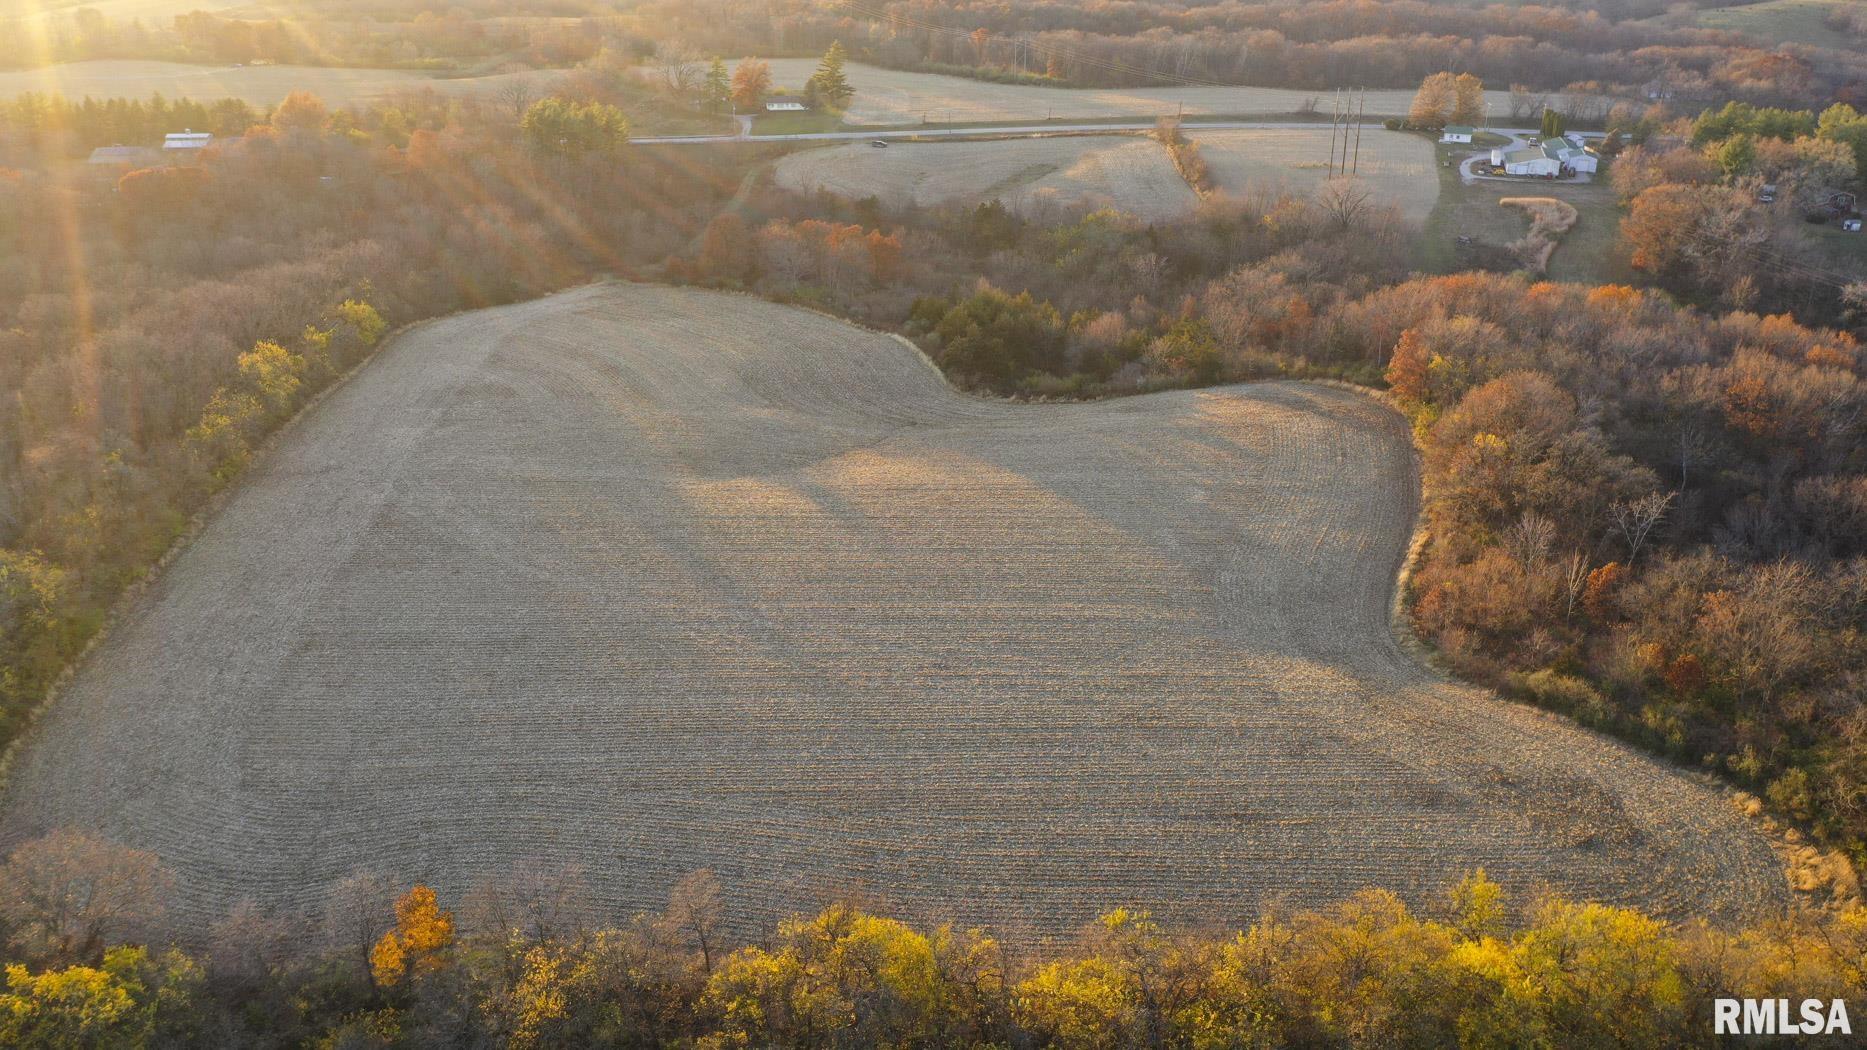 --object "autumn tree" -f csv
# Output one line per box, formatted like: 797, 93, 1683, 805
730, 58, 771, 112
370, 885, 456, 988
269, 89, 327, 132
1408, 72, 1456, 127
1451, 73, 1484, 126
